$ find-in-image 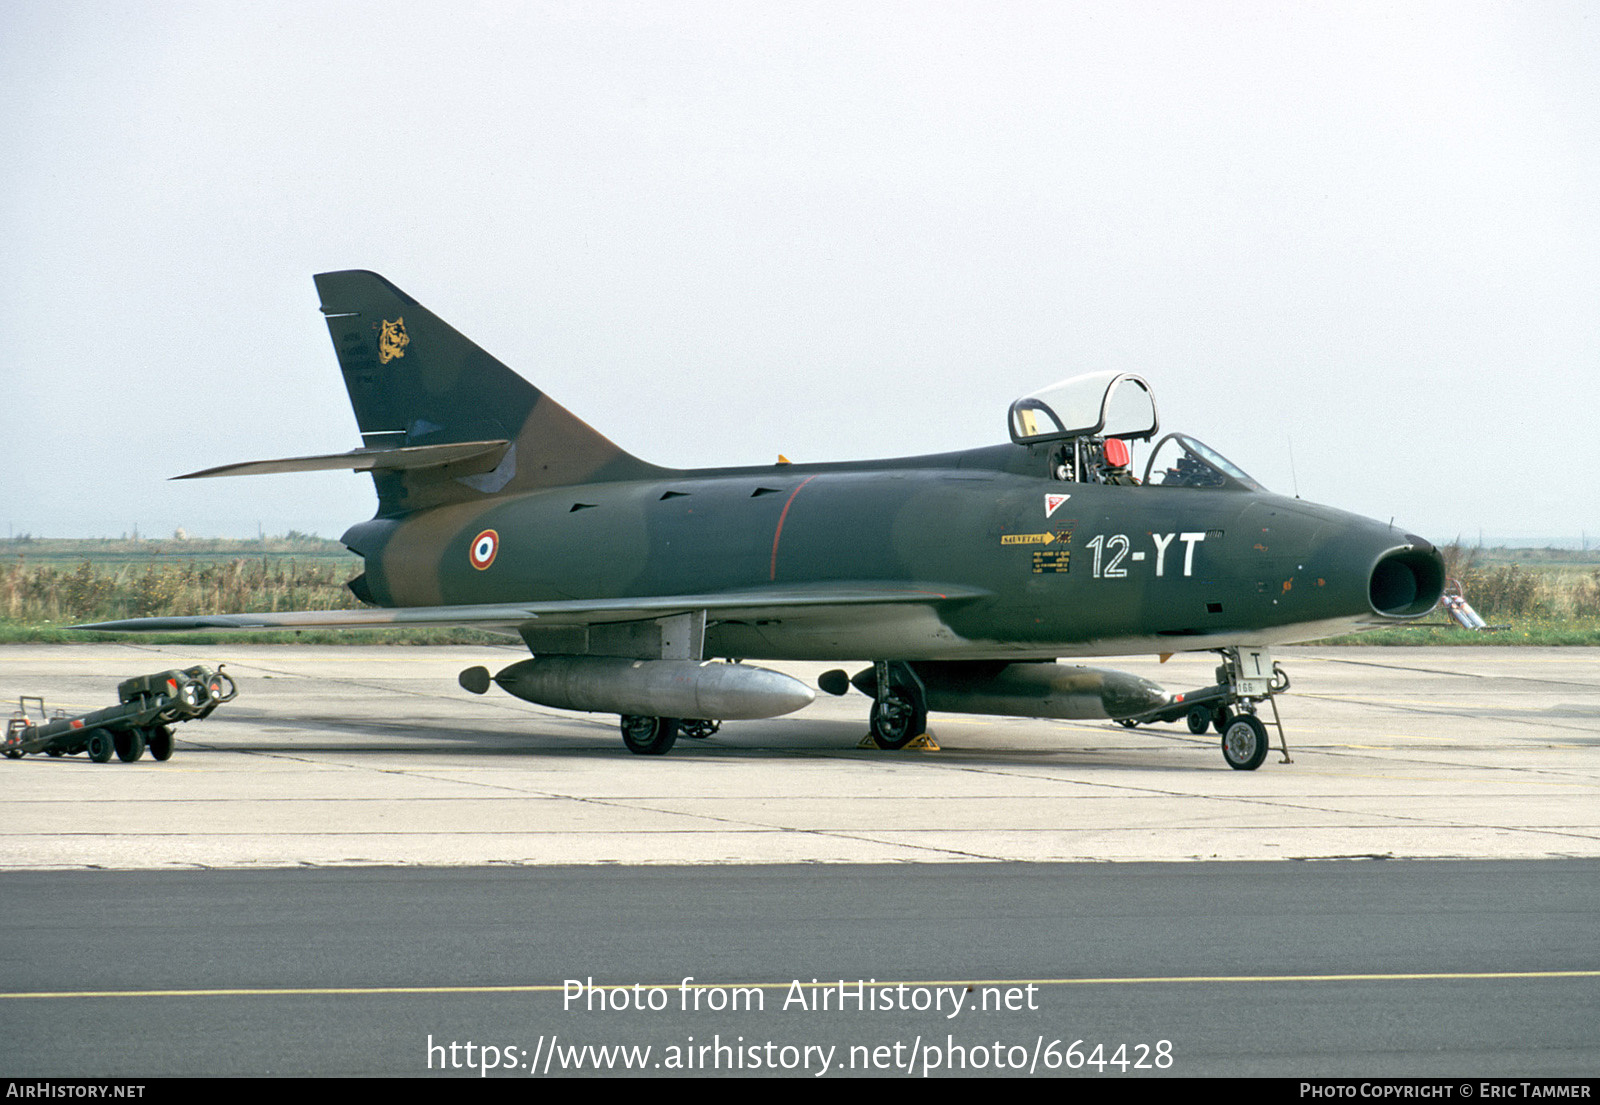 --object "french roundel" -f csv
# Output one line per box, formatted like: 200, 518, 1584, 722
469, 529, 499, 570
